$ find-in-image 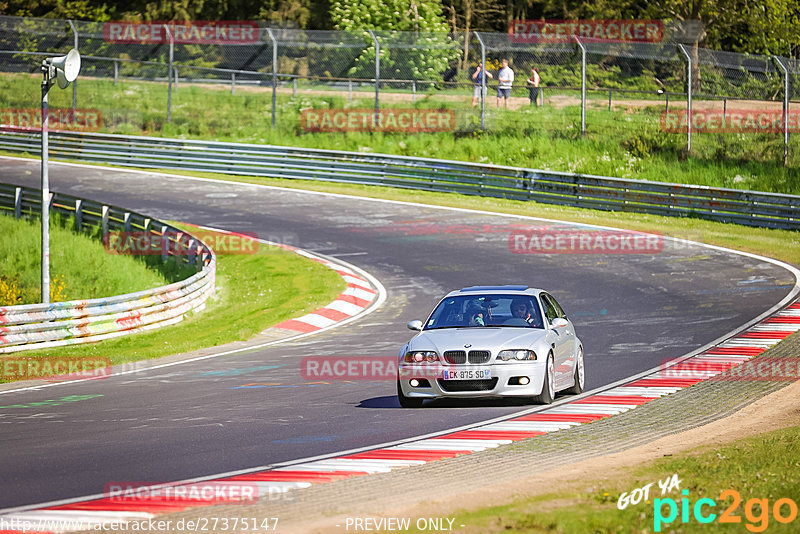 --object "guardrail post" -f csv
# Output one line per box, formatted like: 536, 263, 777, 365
475, 31, 486, 129
267, 28, 277, 129
143, 218, 151, 233
165, 24, 174, 123
369, 30, 380, 128
678, 44, 692, 153
14, 187, 22, 219
75, 199, 82, 230
574, 37, 586, 137
68, 20, 78, 113
101, 205, 109, 238
123, 211, 131, 232
188, 238, 197, 265
773, 56, 790, 166
161, 224, 169, 262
